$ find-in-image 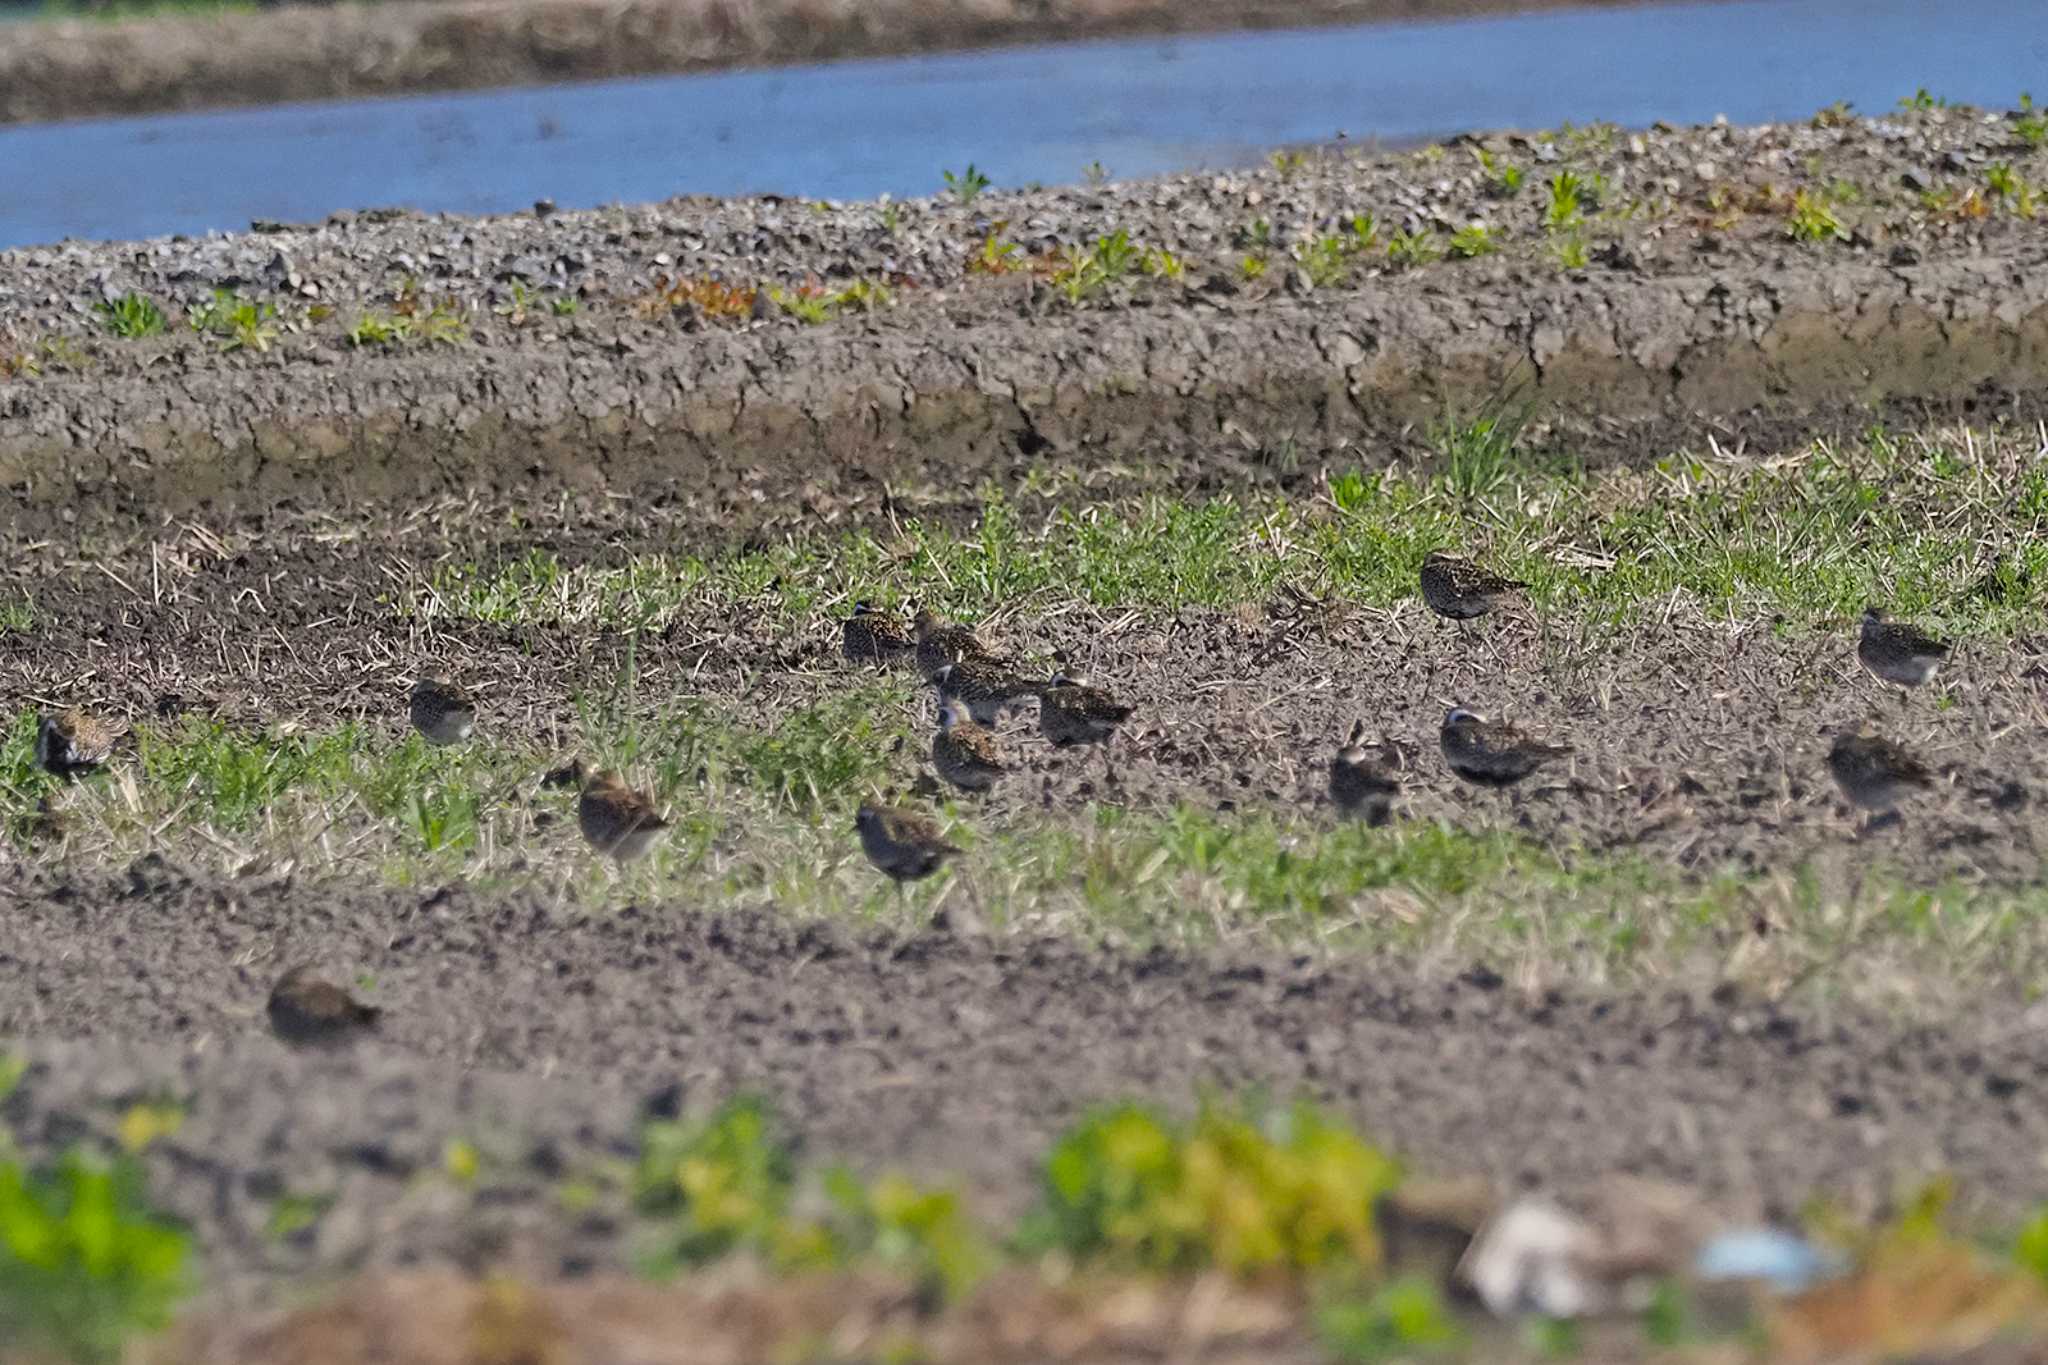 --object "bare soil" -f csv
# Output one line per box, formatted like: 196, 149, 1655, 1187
0, 0, 1737, 127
